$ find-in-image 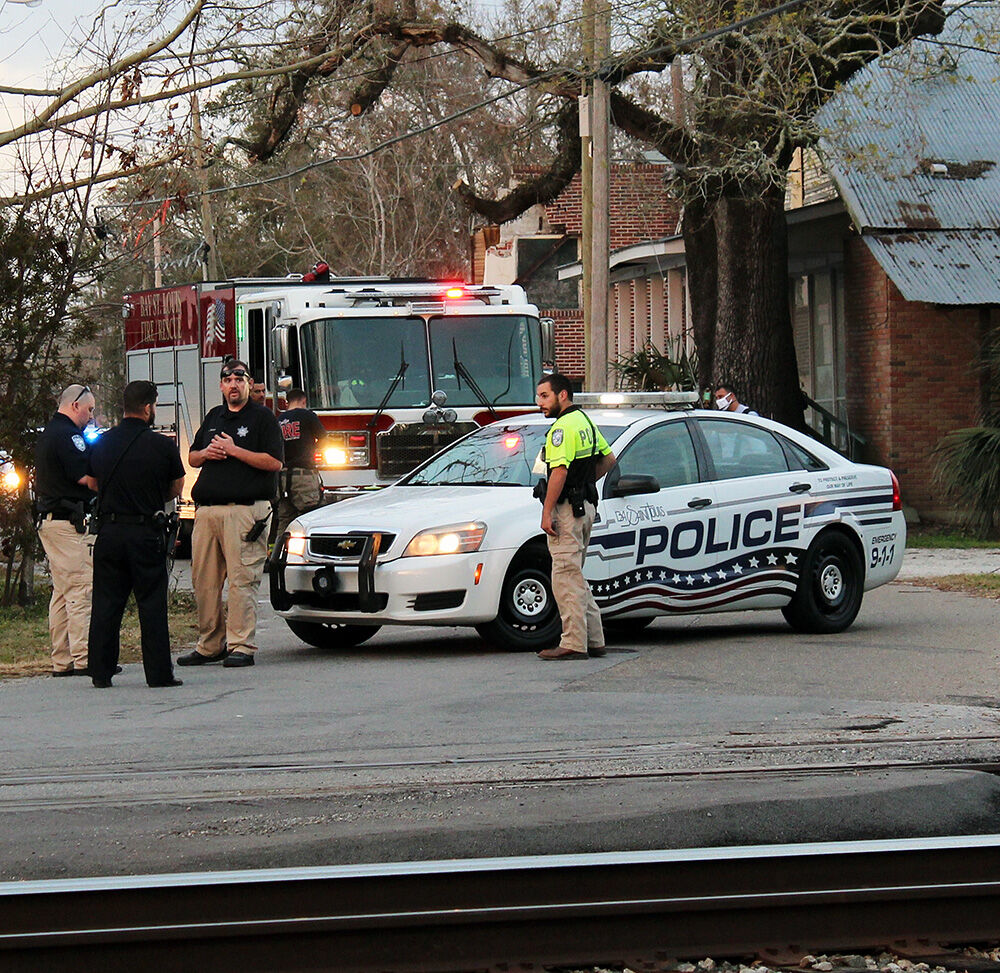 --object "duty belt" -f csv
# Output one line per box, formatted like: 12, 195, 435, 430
100, 512, 157, 525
